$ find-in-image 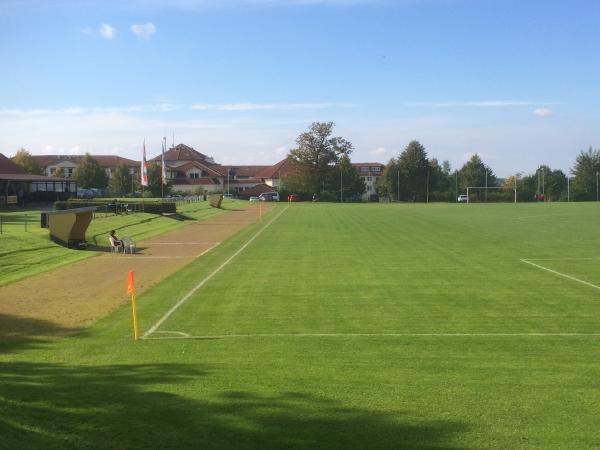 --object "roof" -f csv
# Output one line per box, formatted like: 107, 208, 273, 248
154, 143, 213, 163
243, 183, 275, 197
32, 155, 140, 168
172, 161, 225, 177
0, 153, 27, 174
255, 158, 297, 179
222, 165, 271, 178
